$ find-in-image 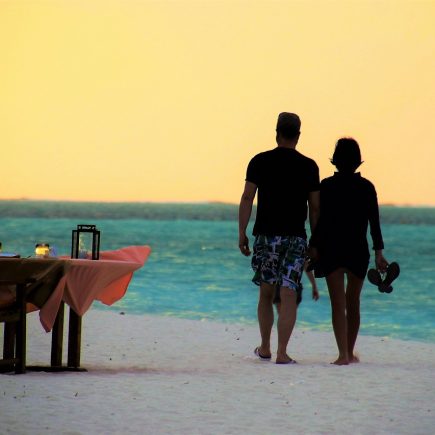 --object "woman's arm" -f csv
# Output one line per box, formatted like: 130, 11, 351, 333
368, 184, 388, 272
